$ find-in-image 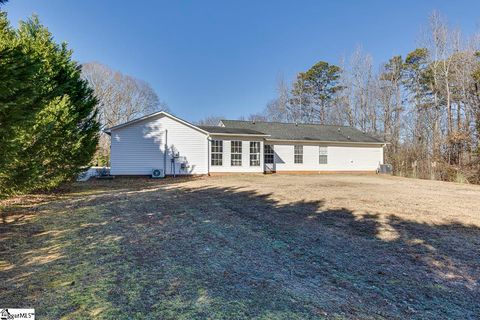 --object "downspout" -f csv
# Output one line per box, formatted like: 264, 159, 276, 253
164, 129, 168, 175
207, 136, 211, 176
